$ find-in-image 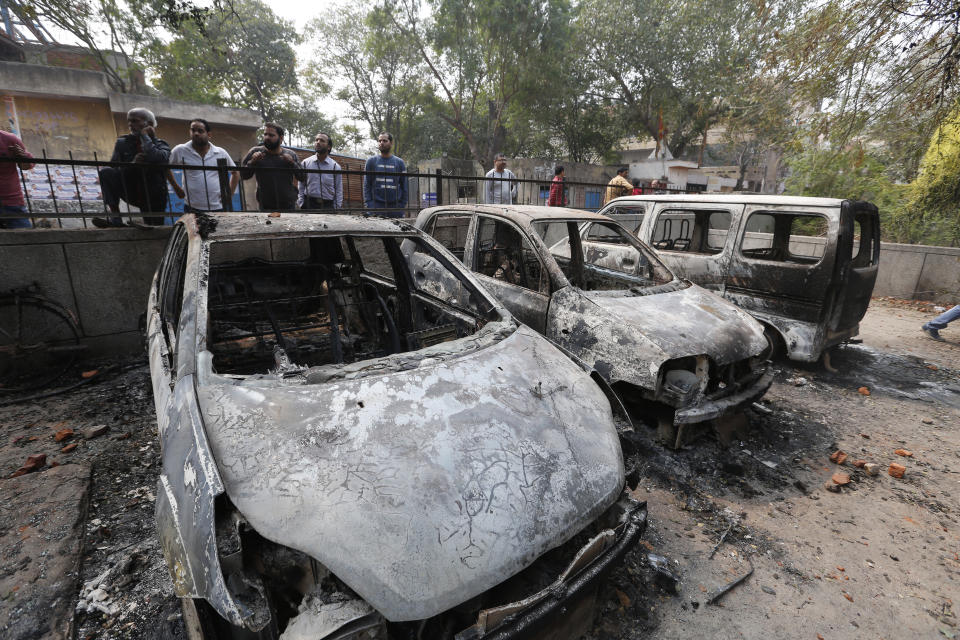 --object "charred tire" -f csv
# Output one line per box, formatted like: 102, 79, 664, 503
0, 296, 81, 392
759, 324, 784, 361
182, 598, 279, 640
